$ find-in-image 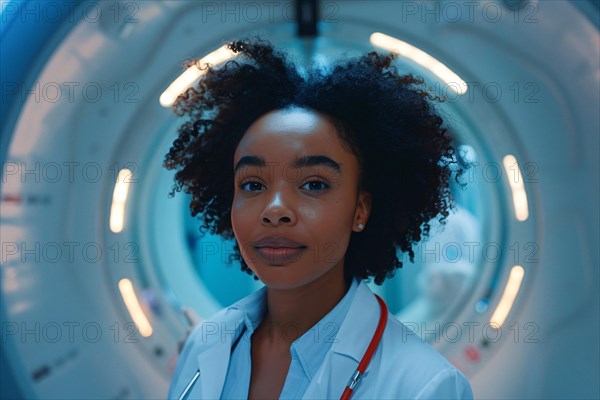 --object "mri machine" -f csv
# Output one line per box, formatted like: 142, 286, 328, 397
1, 0, 598, 398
